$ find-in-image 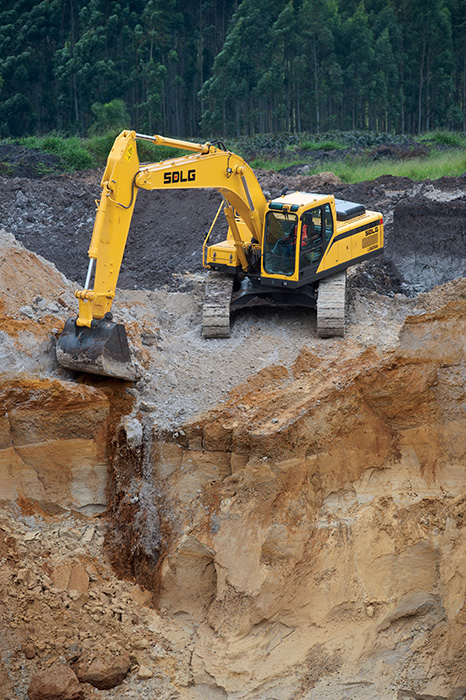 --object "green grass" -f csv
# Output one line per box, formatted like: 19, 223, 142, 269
14, 131, 197, 172
301, 140, 345, 151
418, 130, 466, 148
330, 149, 466, 183
85, 132, 188, 165
249, 156, 304, 170
6, 129, 466, 182
19, 134, 95, 170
